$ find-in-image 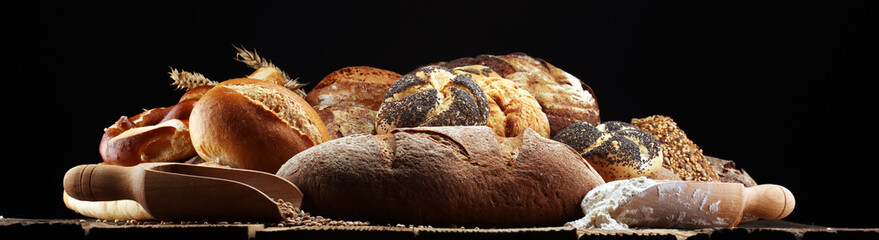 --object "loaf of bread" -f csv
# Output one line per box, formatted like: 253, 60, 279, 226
305, 66, 401, 139
451, 65, 551, 138
553, 121, 663, 181
305, 66, 401, 111
441, 53, 599, 137
189, 78, 331, 173
276, 126, 605, 227
375, 66, 490, 134
631, 115, 720, 182
313, 104, 377, 139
